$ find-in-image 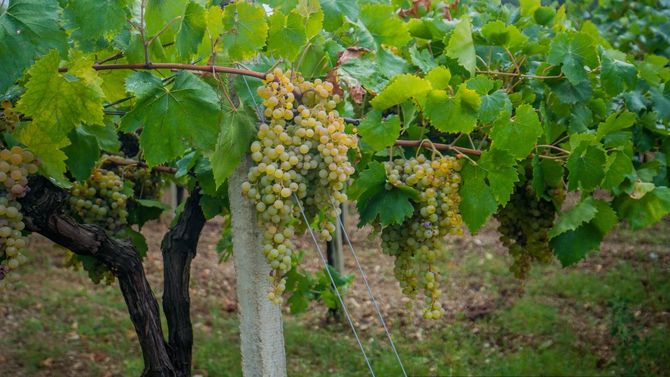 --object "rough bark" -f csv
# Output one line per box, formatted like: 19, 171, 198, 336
19, 176, 177, 377
161, 187, 206, 377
